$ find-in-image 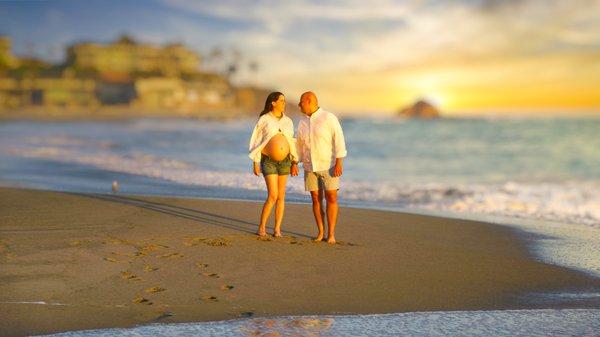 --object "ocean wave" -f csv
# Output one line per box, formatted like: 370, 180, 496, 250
343, 180, 600, 228
128, 117, 252, 132
35, 309, 600, 337
3, 142, 599, 229
3, 145, 269, 192
24, 134, 111, 148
